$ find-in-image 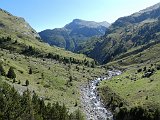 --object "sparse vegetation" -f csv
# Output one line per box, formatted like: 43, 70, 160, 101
0, 48, 105, 113
99, 62, 160, 119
